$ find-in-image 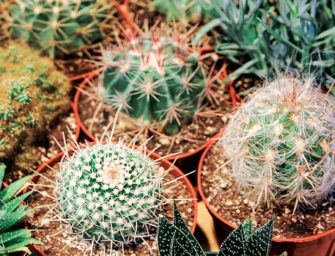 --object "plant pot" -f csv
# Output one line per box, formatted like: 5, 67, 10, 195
198, 137, 335, 256
73, 68, 231, 183
24, 141, 198, 255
